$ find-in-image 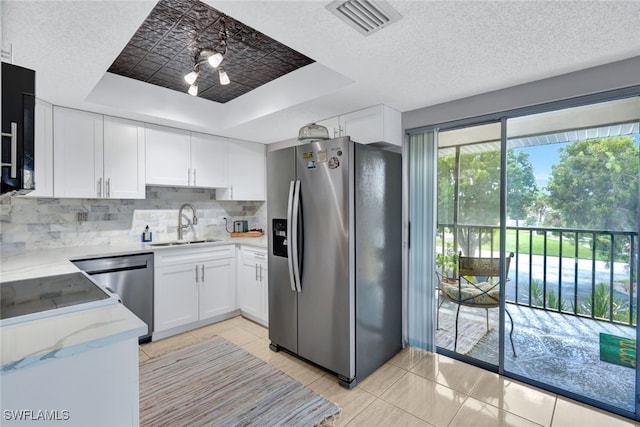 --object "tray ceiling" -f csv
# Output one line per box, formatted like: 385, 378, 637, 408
107, 0, 314, 103
4, 1, 640, 143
